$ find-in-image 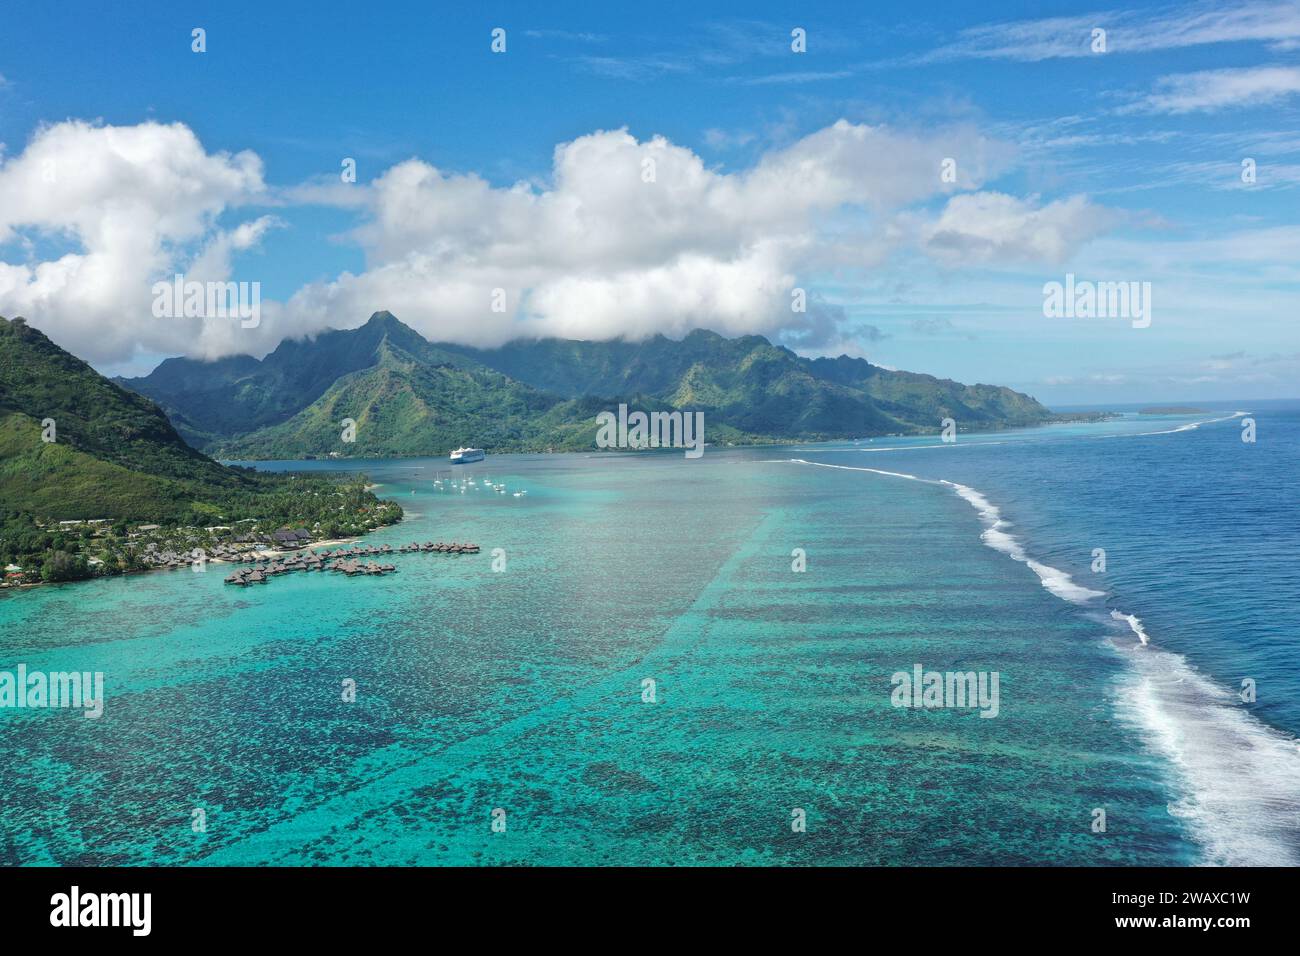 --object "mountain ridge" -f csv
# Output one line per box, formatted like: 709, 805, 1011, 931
117, 311, 1055, 458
